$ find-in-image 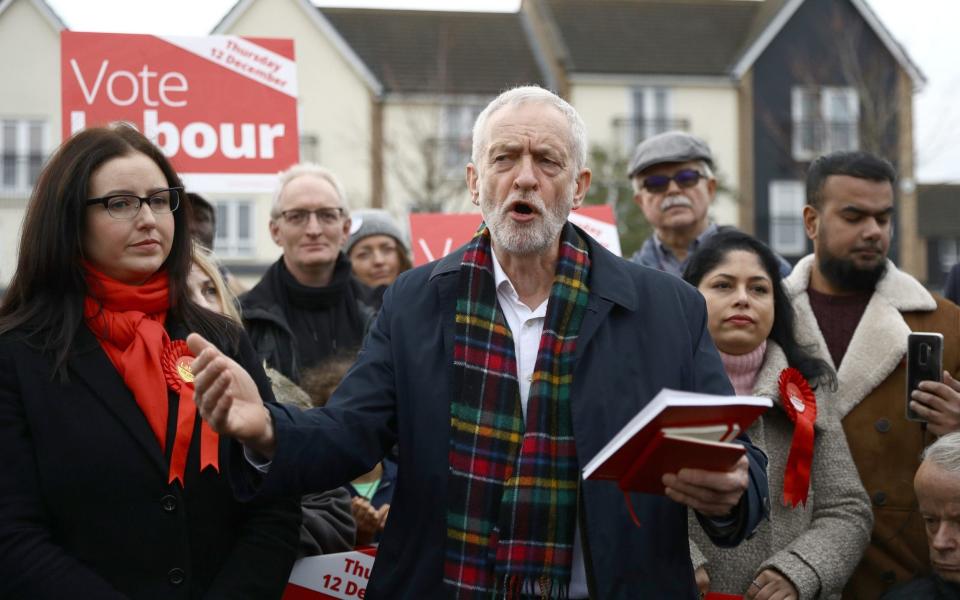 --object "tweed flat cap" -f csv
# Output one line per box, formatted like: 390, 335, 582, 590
627, 131, 714, 178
